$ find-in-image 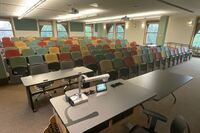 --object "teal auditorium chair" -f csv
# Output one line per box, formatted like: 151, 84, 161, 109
22, 48, 35, 57
112, 58, 129, 78
104, 53, 115, 60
